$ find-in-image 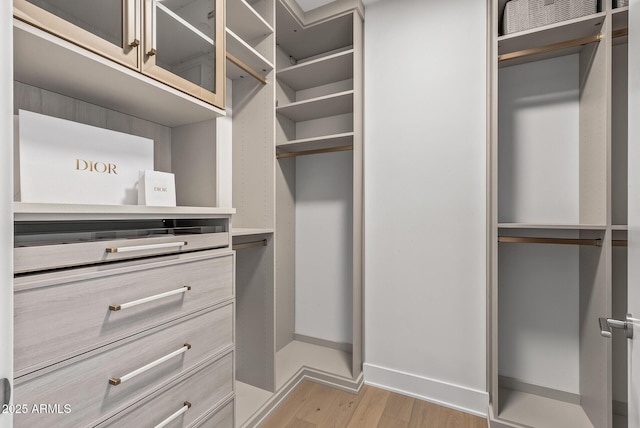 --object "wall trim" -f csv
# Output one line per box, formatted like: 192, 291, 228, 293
363, 363, 489, 417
